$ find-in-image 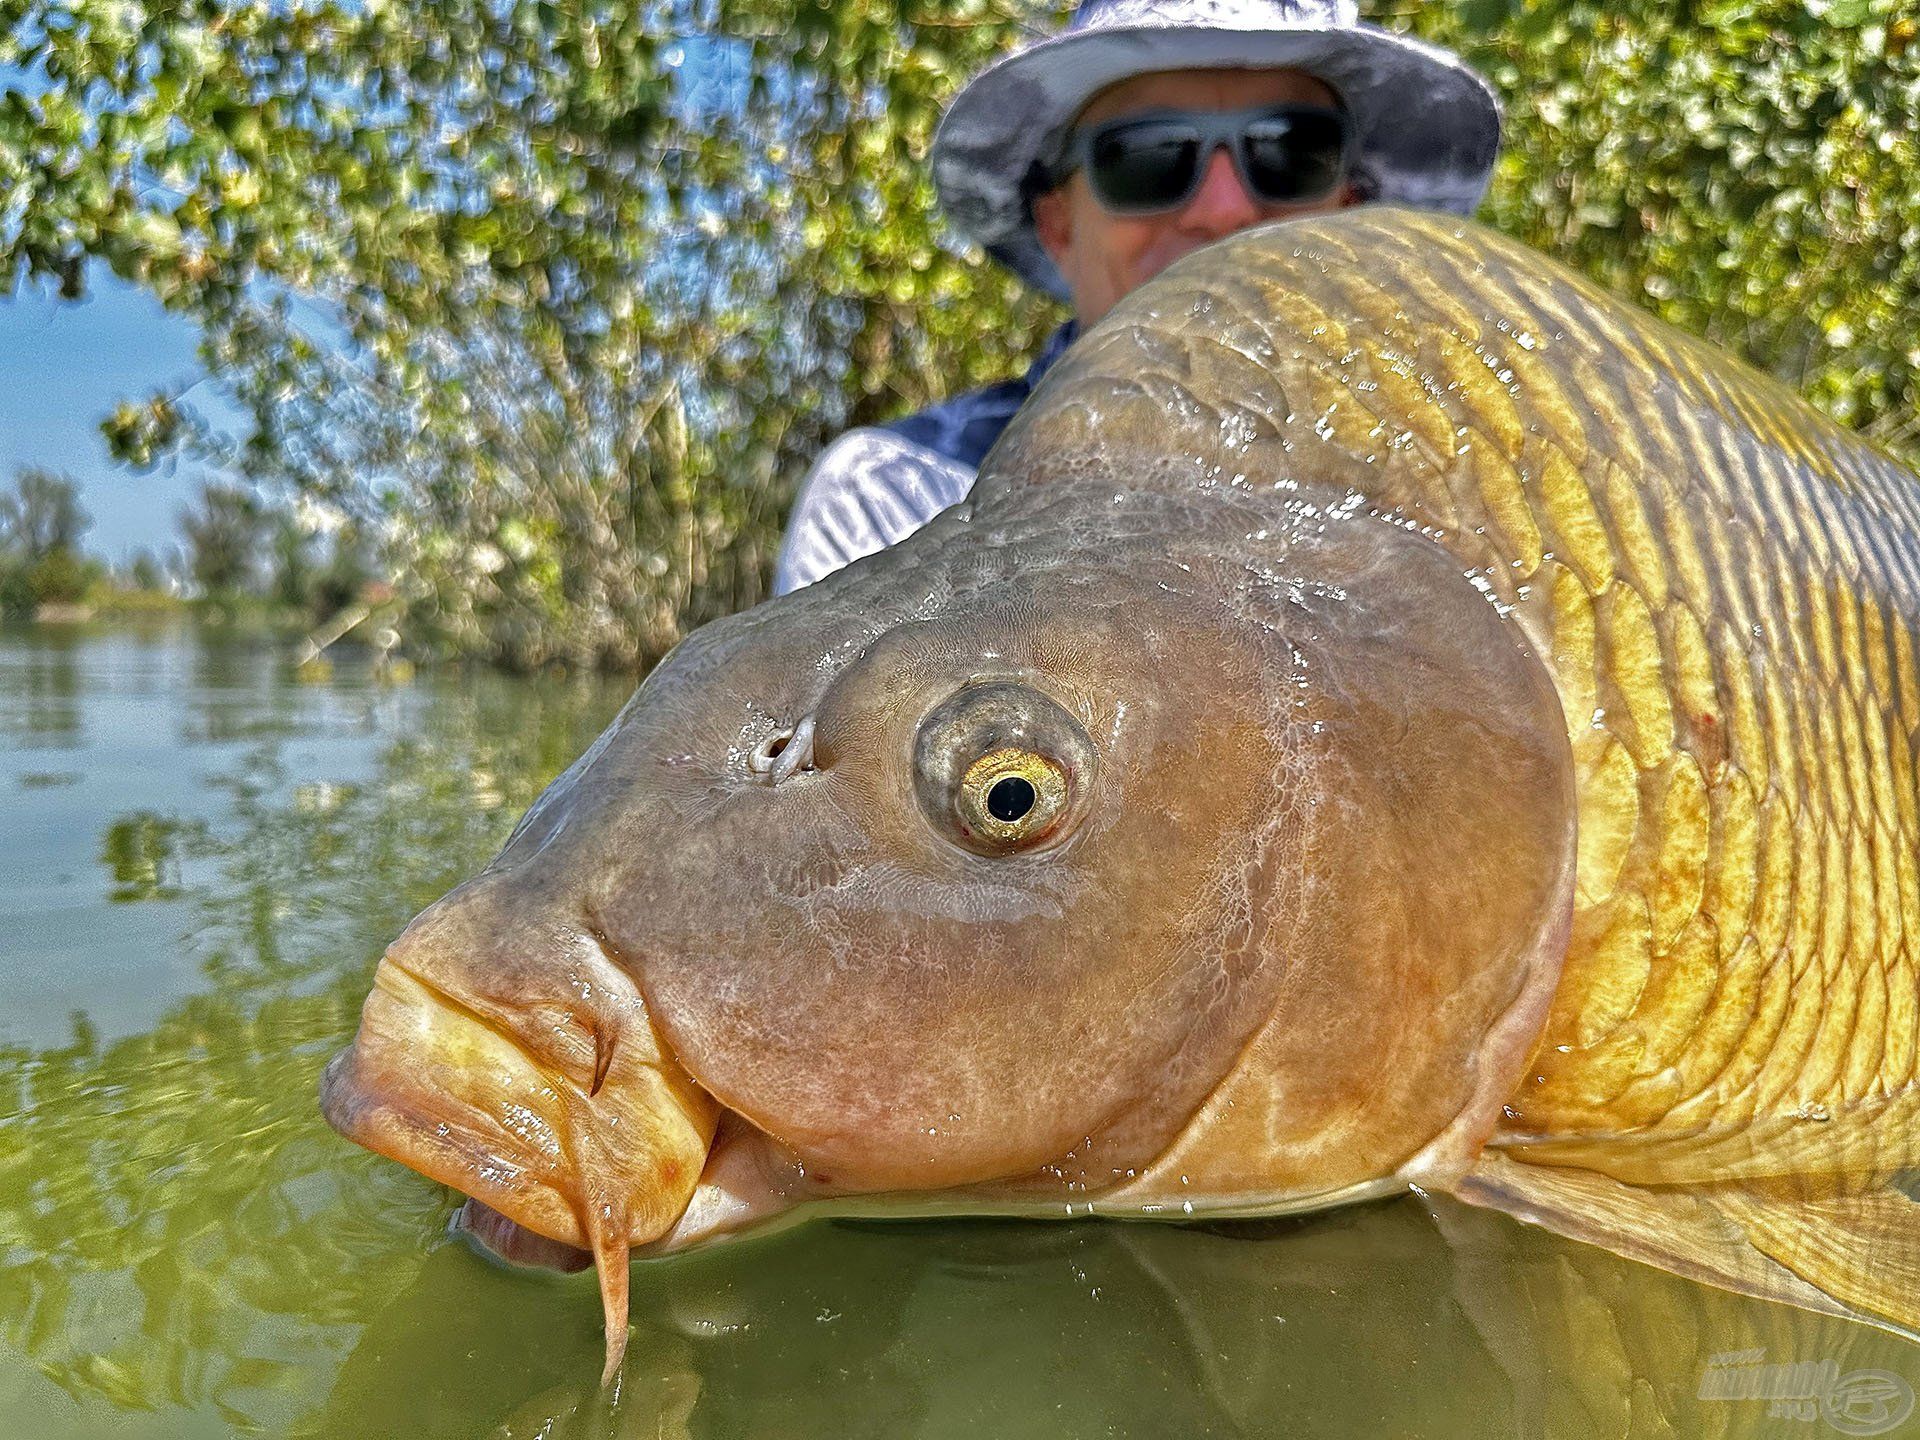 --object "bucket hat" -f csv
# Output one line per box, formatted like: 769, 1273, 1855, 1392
932, 0, 1502, 299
